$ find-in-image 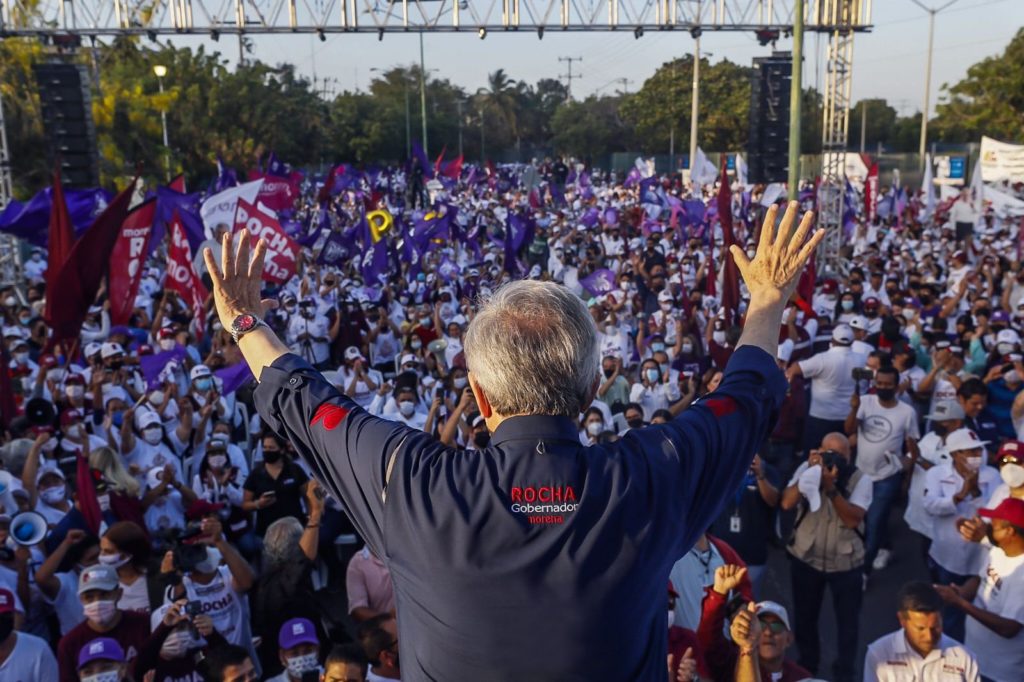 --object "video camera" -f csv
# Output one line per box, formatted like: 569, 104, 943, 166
172, 523, 209, 573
